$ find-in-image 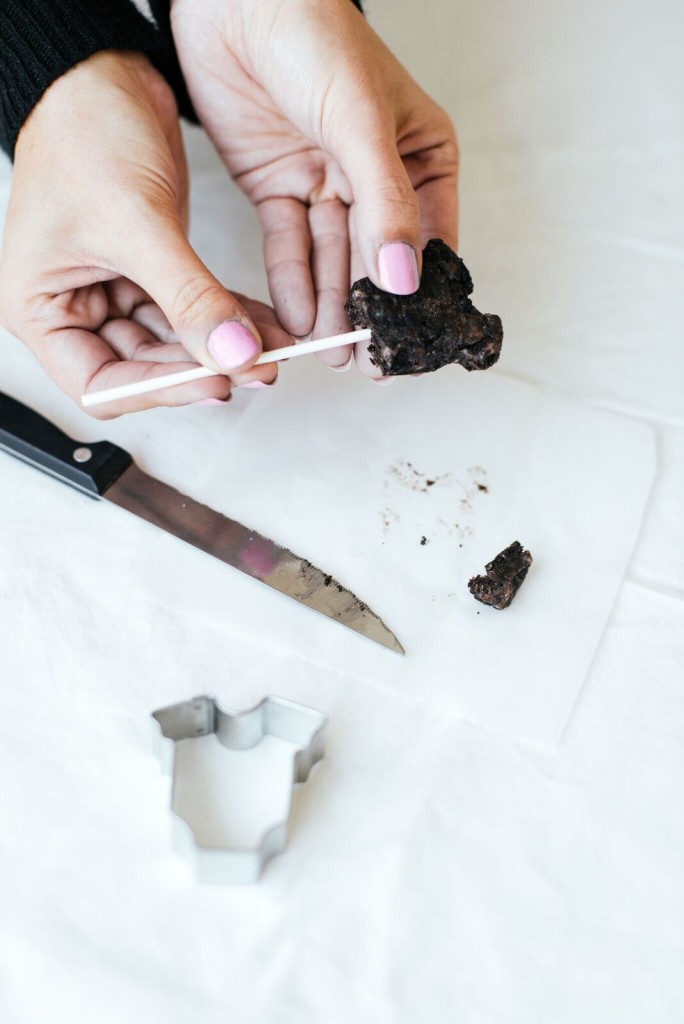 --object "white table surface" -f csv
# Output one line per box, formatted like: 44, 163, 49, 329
1, 1, 683, 1021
